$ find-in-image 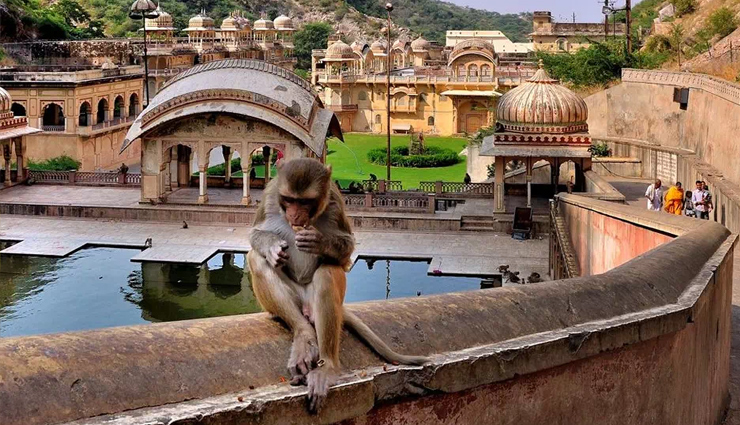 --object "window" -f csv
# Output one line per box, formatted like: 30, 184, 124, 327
97, 98, 108, 124
129, 93, 139, 116
11, 103, 25, 117
42, 103, 64, 127
78, 102, 91, 127
428, 116, 435, 126
375, 114, 381, 124
113, 96, 124, 119
358, 91, 367, 101
557, 38, 568, 52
